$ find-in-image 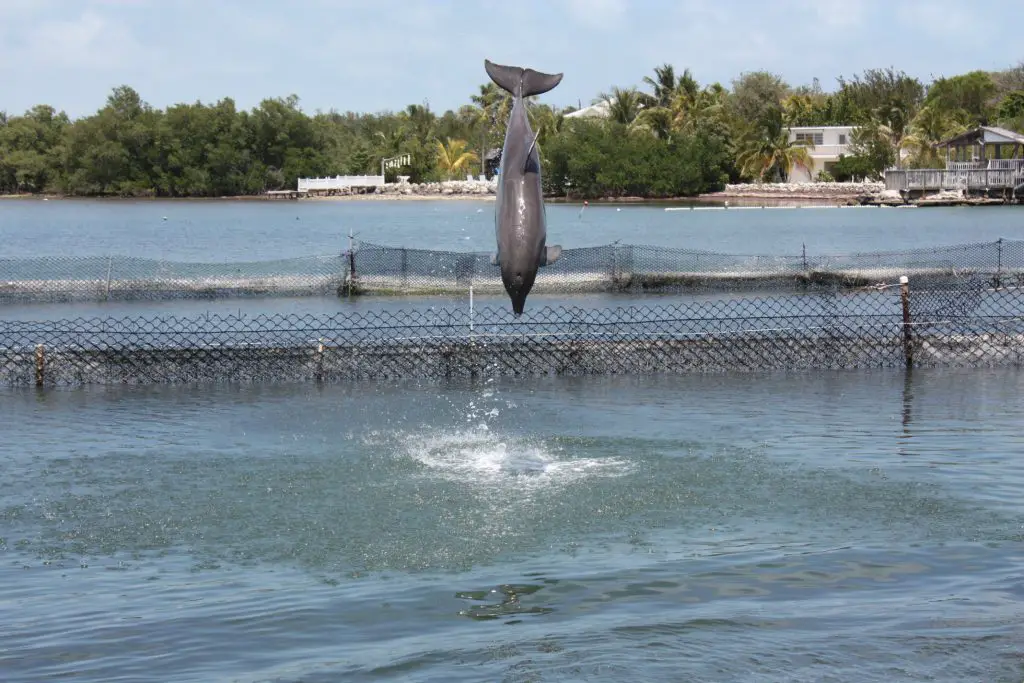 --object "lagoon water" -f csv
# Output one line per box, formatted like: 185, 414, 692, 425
3, 199, 1024, 681
3, 196, 1024, 260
